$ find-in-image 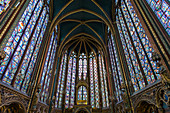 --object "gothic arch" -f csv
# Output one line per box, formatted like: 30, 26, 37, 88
76, 81, 89, 105
0, 101, 26, 113
134, 96, 157, 110
76, 81, 89, 89
74, 107, 91, 113
135, 101, 158, 113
